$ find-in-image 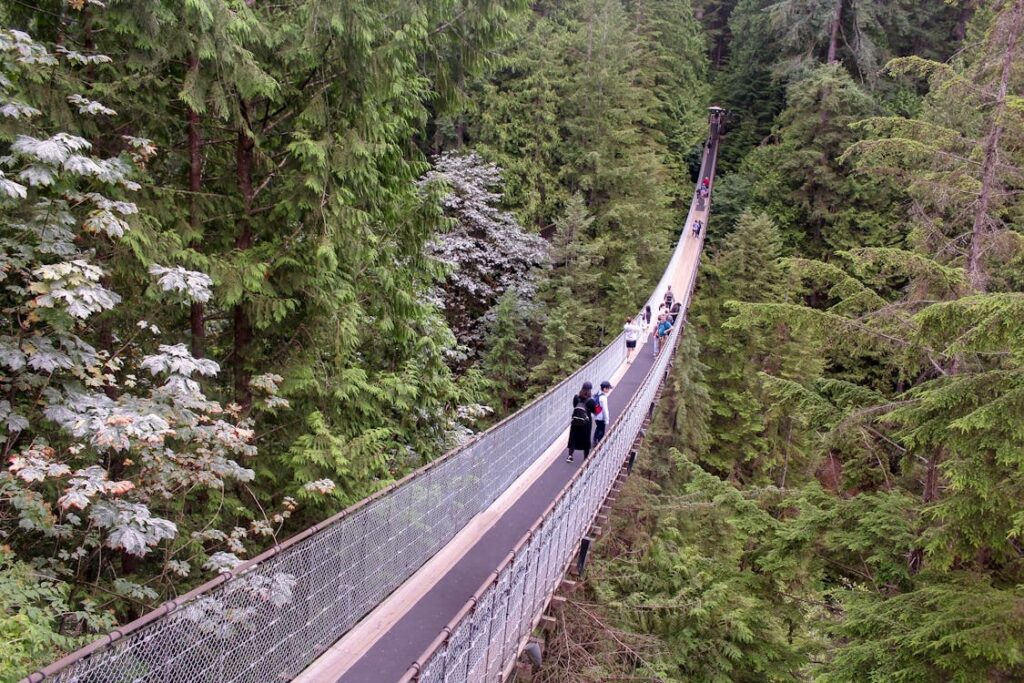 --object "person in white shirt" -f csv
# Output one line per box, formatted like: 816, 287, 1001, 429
623, 316, 641, 363
593, 380, 613, 444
